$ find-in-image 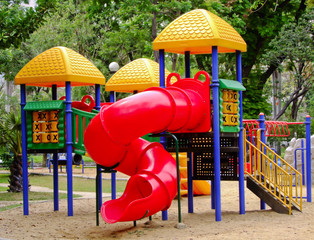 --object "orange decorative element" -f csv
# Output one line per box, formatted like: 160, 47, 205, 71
153, 9, 247, 54
105, 58, 175, 93
15, 47, 105, 87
